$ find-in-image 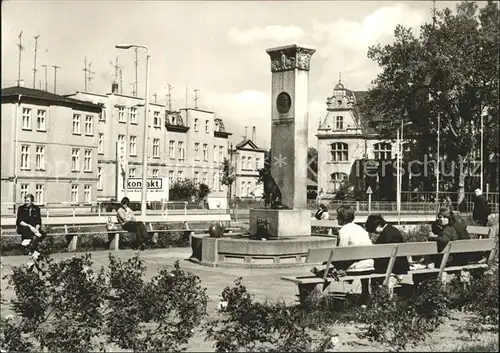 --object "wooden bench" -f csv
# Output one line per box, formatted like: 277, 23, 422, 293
466, 225, 494, 239
281, 244, 398, 302
282, 238, 498, 303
